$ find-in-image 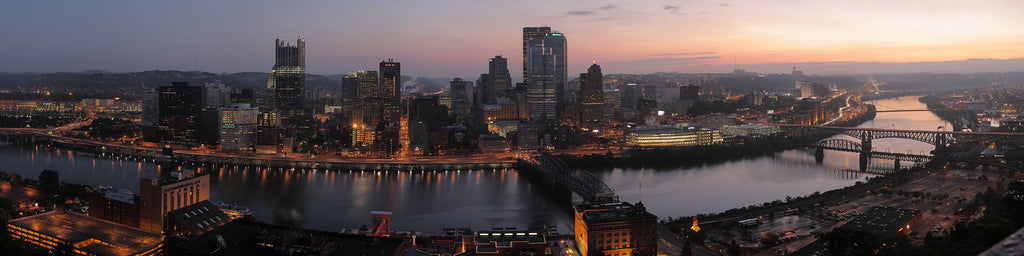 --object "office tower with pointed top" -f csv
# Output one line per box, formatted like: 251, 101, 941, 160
523, 27, 567, 123
267, 37, 307, 128
578, 62, 604, 128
